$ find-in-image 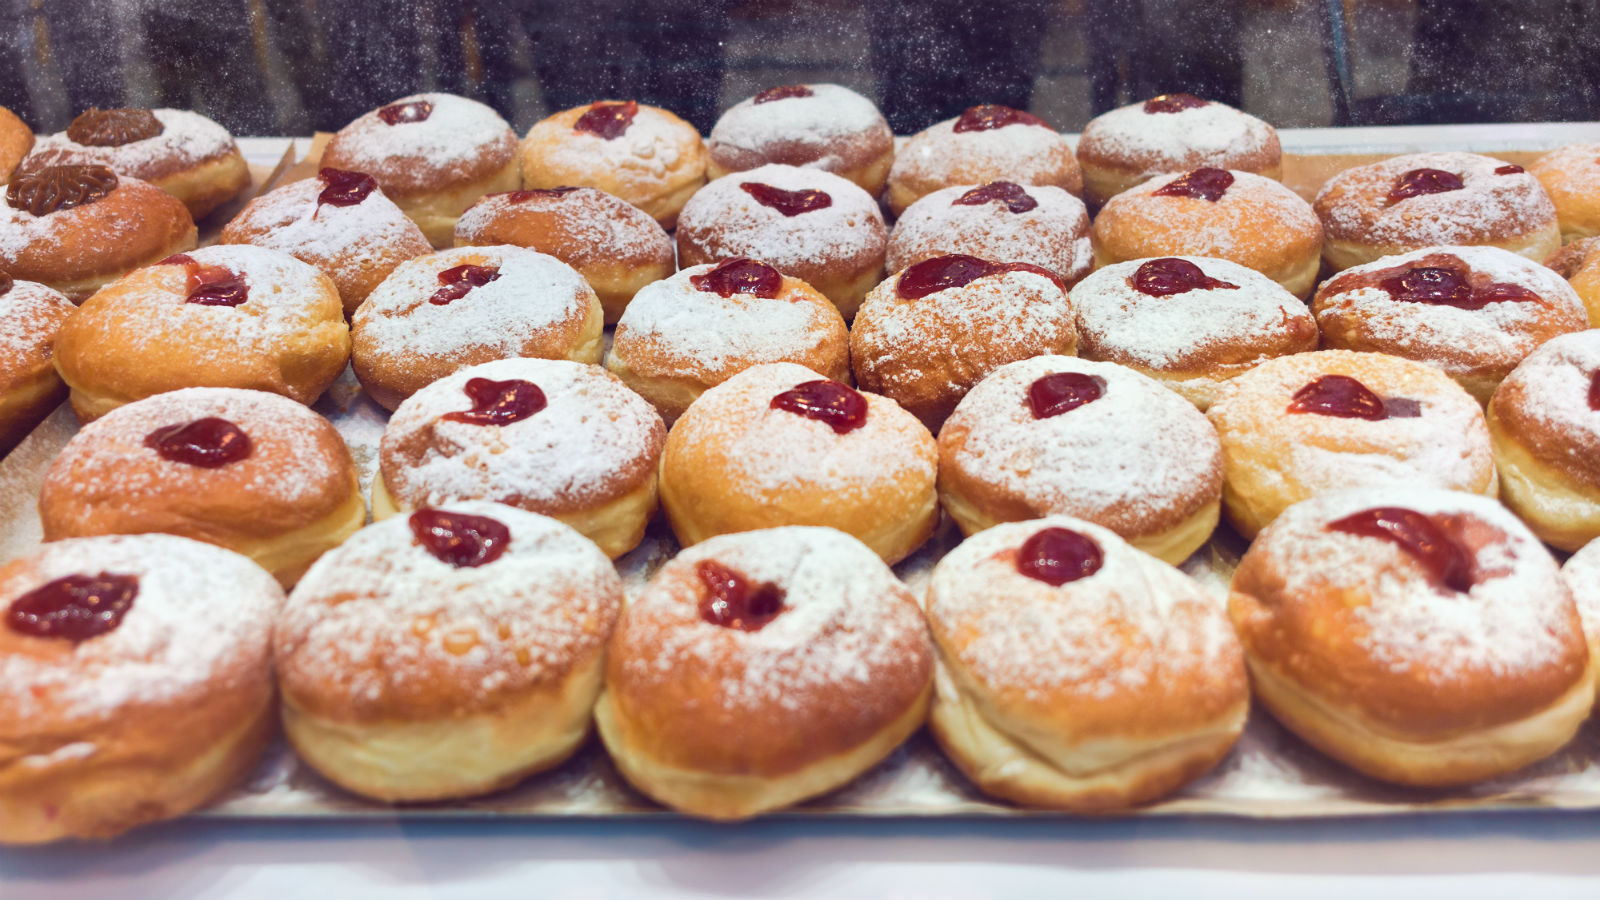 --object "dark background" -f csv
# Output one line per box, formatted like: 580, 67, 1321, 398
3, 0, 1598, 136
